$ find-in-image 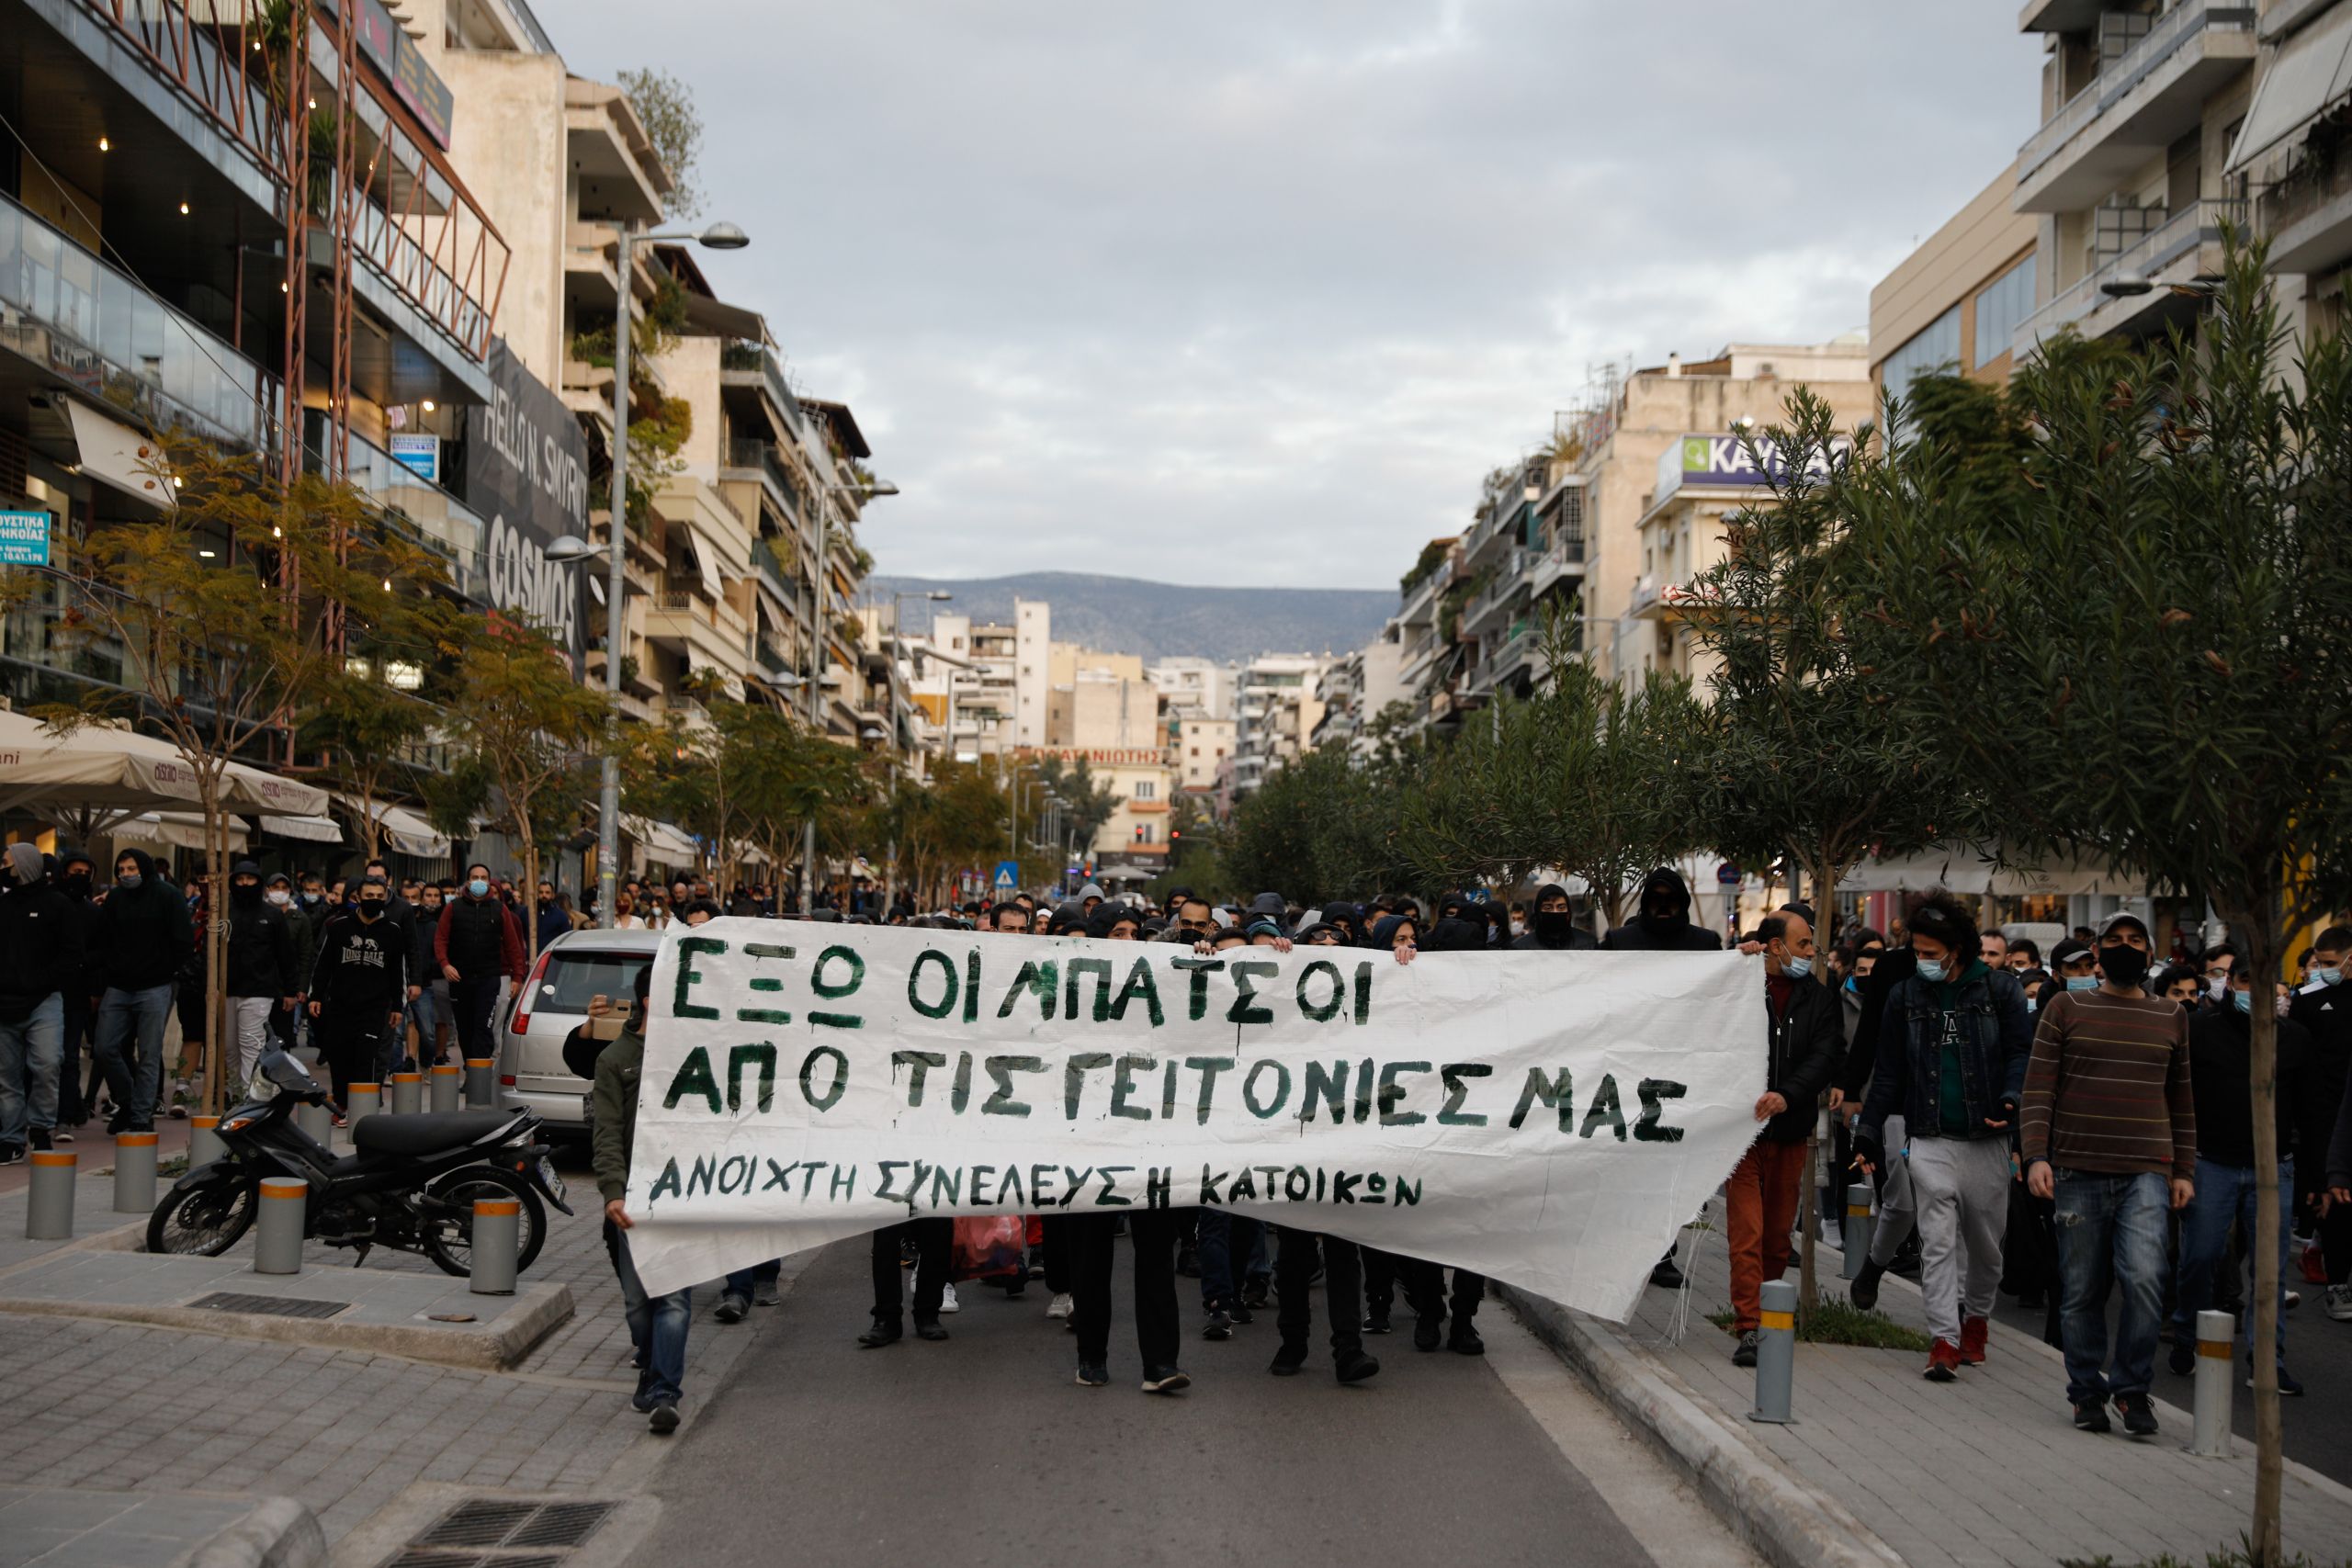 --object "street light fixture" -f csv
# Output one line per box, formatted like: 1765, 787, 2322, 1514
593, 218, 752, 929
799, 470, 901, 913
